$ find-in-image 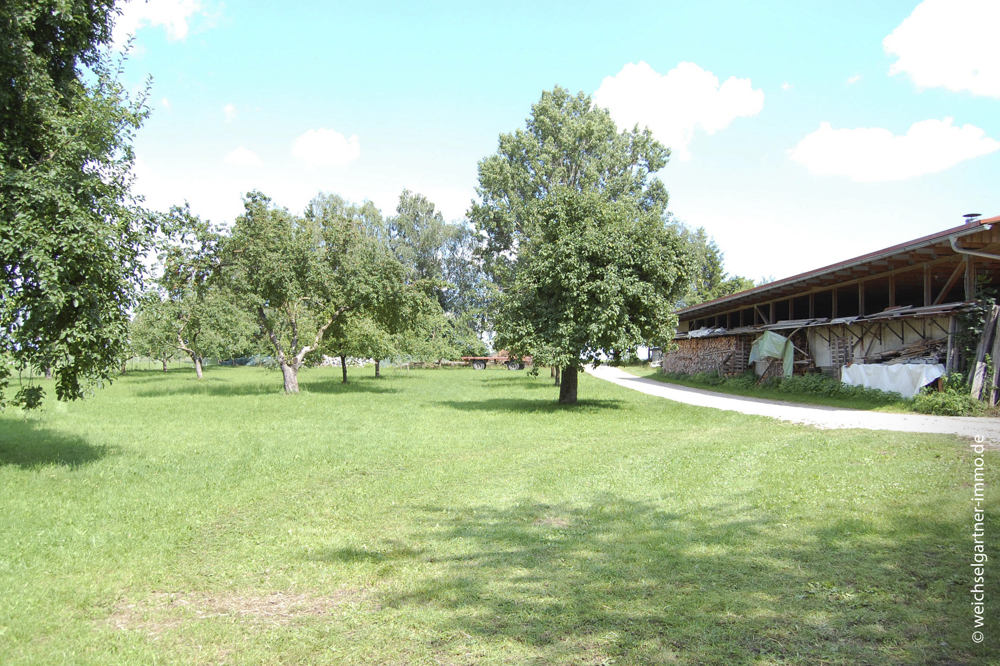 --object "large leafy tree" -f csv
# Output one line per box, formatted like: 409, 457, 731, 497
222, 192, 416, 394
672, 223, 755, 308
389, 189, 490, 351
472, 87, 691, 403
154, 204, 257, 377
0, 0, 150, 408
